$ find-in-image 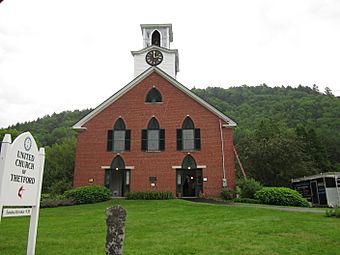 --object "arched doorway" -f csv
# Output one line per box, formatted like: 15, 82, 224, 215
104, 155, 130, 197
176, 155, 203, 197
